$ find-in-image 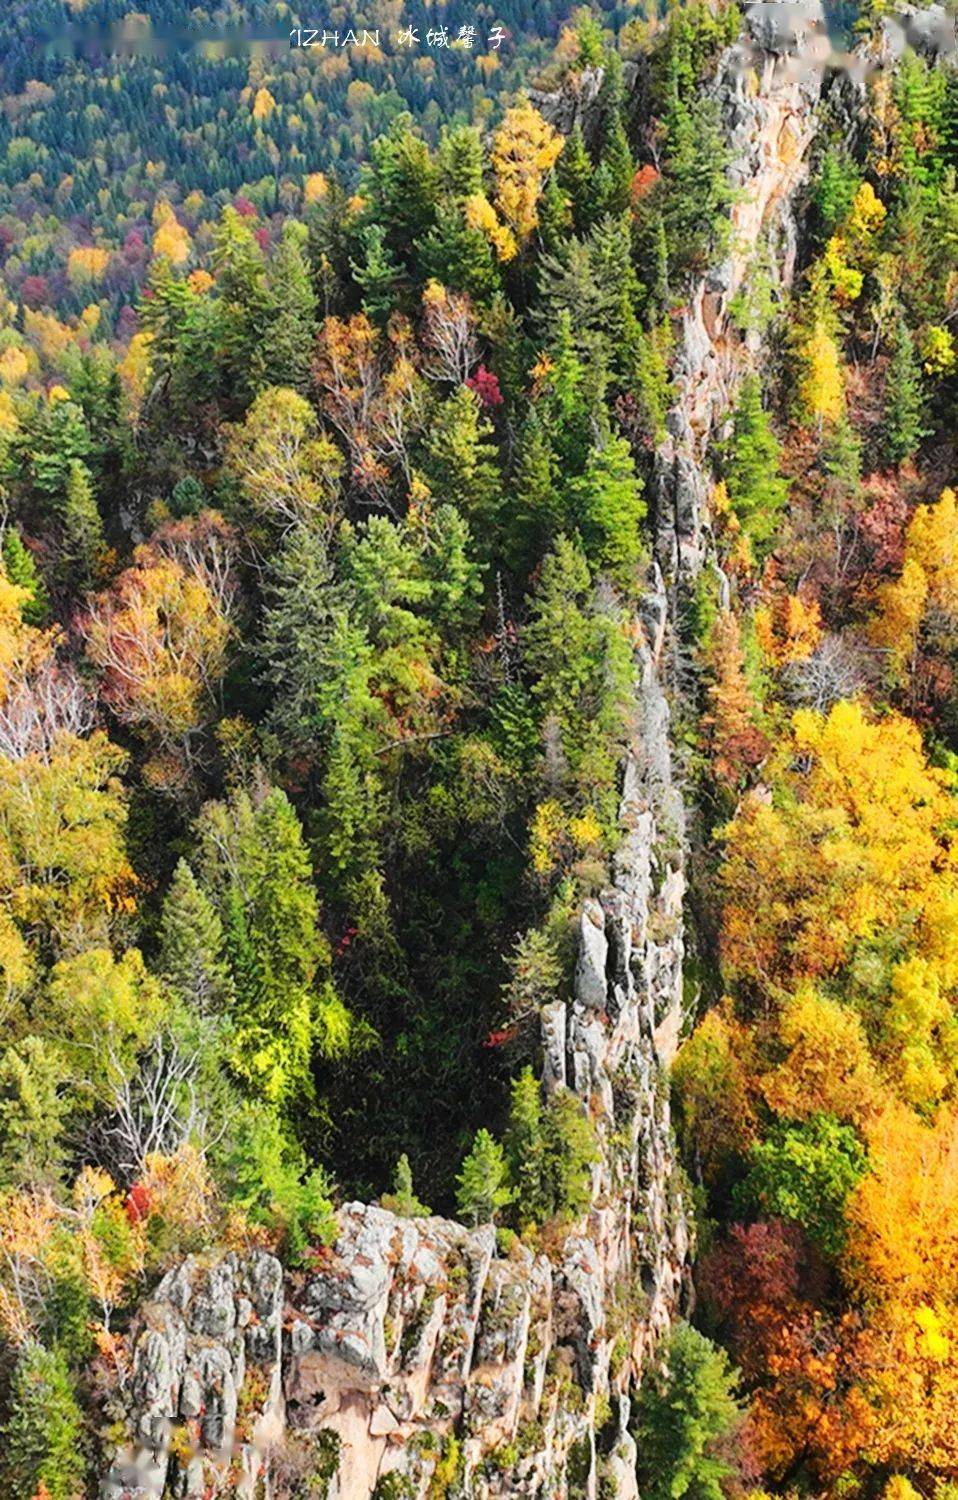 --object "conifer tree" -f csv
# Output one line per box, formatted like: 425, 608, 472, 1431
421, 388, 500, 531
61, 459, 106, 587
351, 223, 404, 325
256, 221, 318, 393
505, 1066, 546, 1226
381, 1153, 431, 1217
158, 858, 234, 1016
0, 1342, 85, 1500
418, 202, 501, 302
884, 317, 926, 465
556, 124, 593, 232
0, 1037, 68, 1190
1, 529, 49, 626
456, 1129, 511, 1224
634, 1323, 741, 1500
568, 428, 646, 591
722, 376, 788, 553
259, 523, 339, 755
507, 408, 562, 570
